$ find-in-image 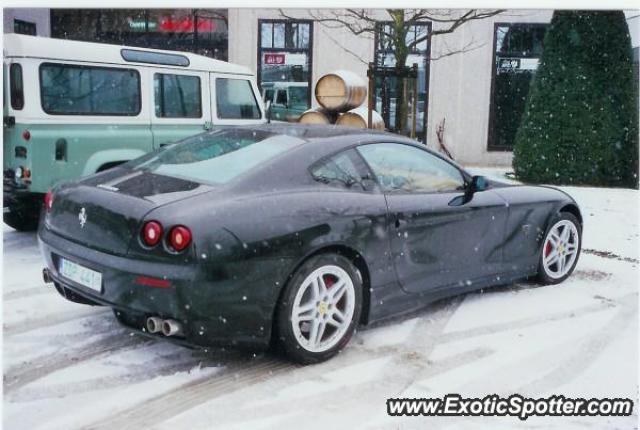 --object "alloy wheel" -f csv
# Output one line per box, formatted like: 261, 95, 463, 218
290, 265, 356, 353
542, 219, 580, 279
